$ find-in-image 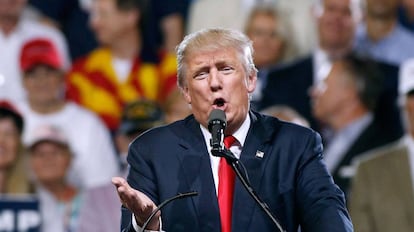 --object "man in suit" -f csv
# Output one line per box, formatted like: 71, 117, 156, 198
310, 54, 400, 196
348, 58, 414, 232
259, 0, 403, 140
112, 28, 353, 232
